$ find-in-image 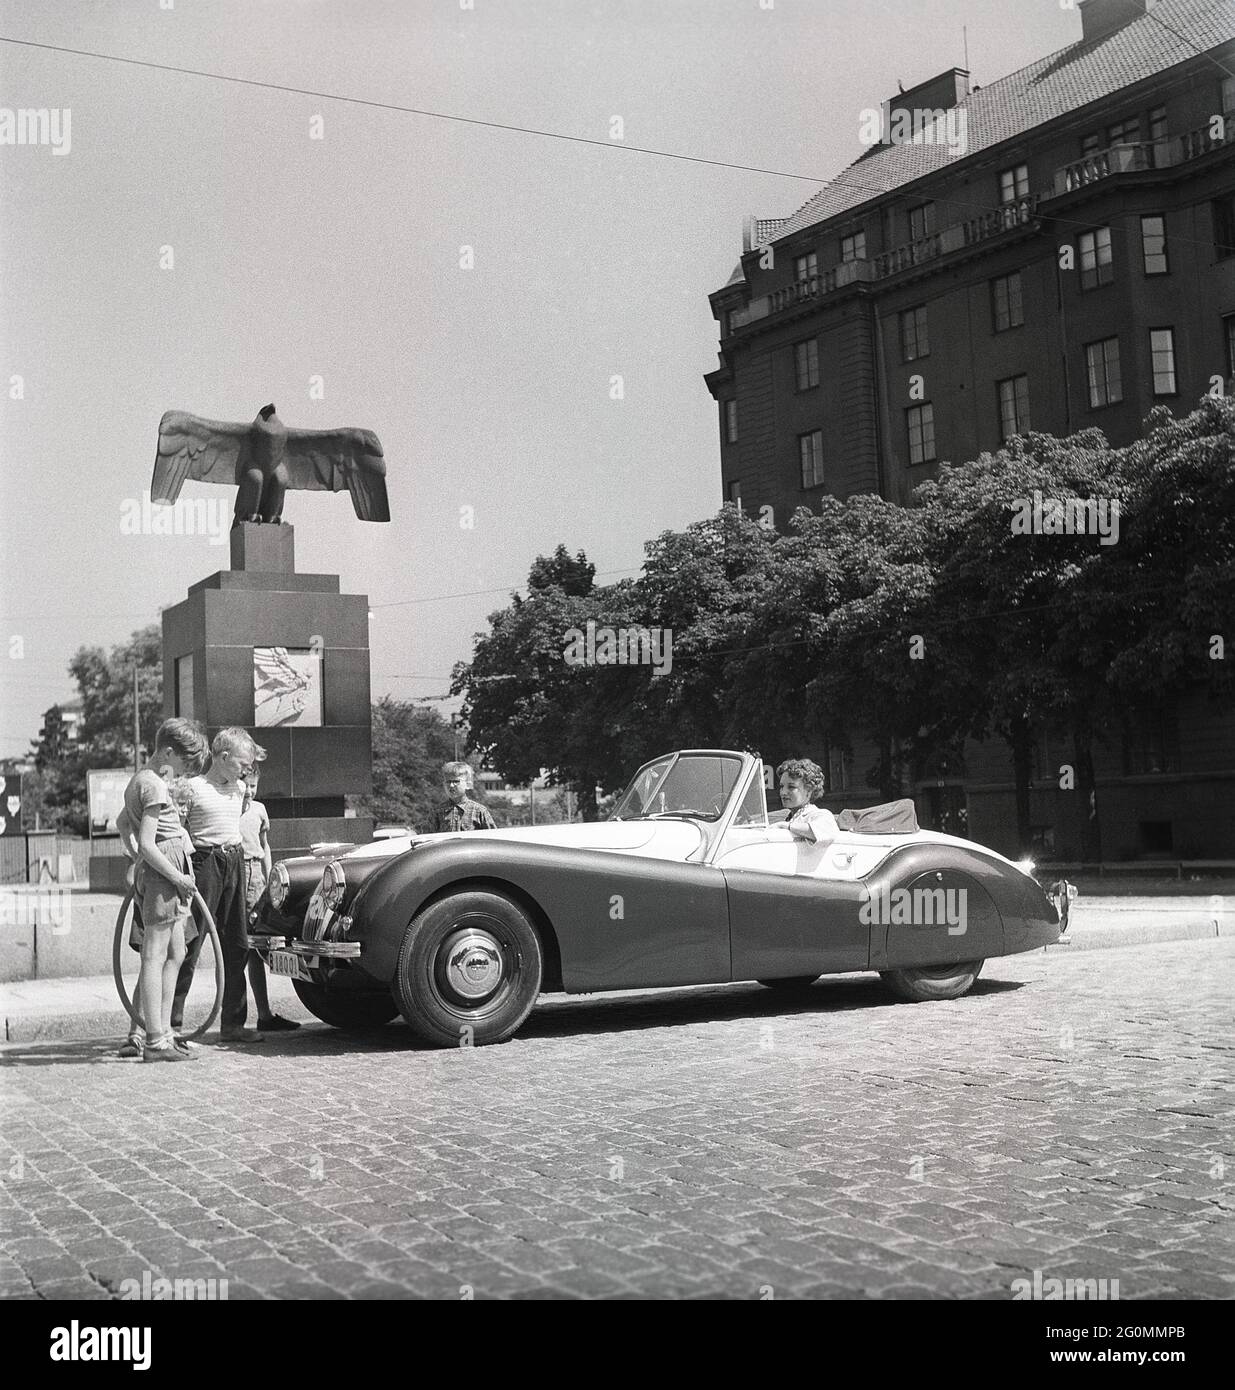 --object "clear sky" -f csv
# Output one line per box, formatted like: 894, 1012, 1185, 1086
0, 0, 1078, 756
